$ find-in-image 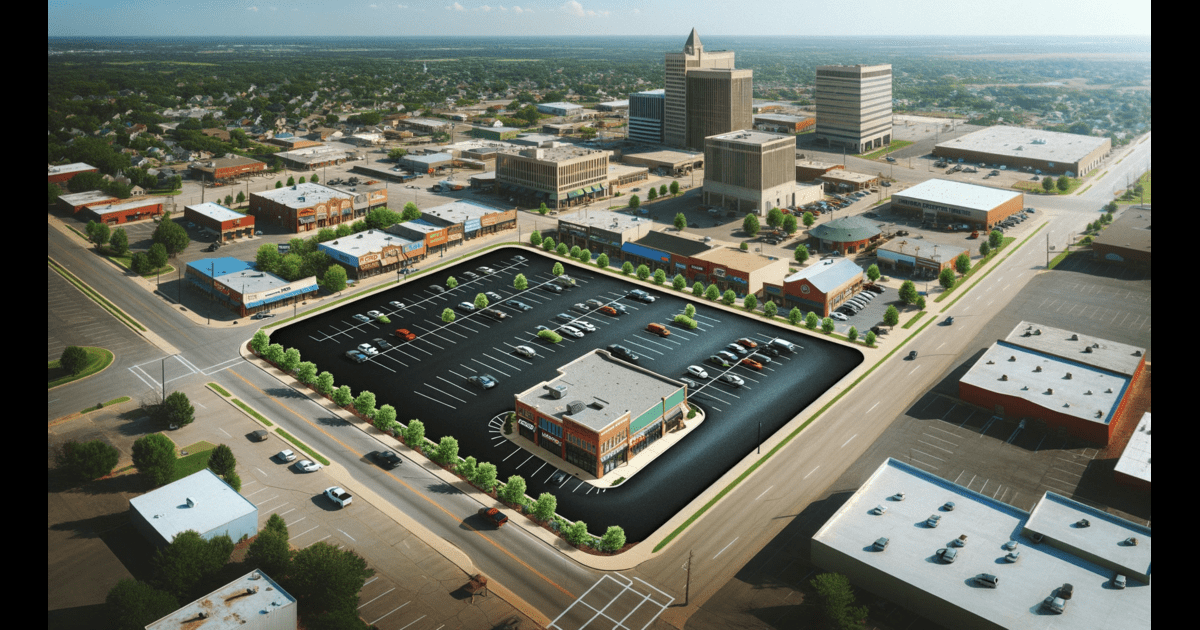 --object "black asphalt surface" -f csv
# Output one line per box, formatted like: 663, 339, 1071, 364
272, 247, 863, 540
